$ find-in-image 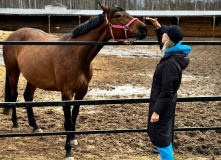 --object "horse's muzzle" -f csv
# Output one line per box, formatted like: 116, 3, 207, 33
136, 25, 148, 40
